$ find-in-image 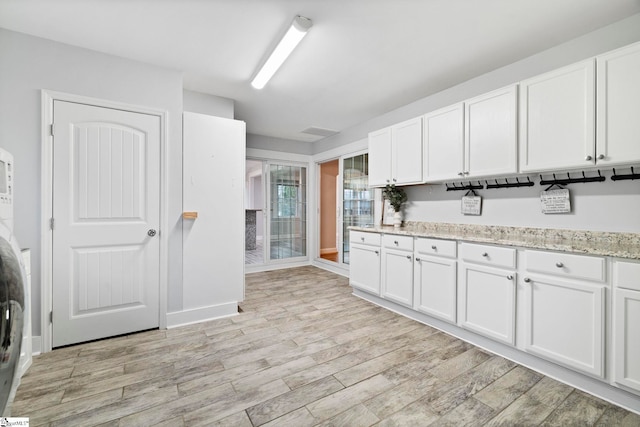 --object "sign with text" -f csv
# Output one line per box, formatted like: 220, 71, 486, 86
540, 188, 571, 214
461, 195, 482, 215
